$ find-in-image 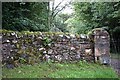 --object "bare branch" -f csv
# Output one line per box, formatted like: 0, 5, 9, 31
51, 0, 55, 12
53, 6, 66, 19
52, 1, 72, 19
51, 0, 64, 17
49, 0, 72, 28
53, 0, 64, 12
